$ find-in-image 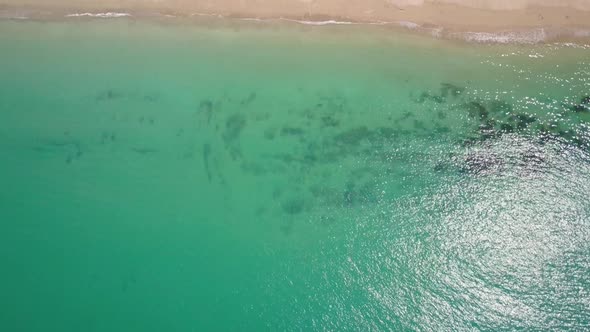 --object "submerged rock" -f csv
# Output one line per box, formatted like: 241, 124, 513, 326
460, 152, 503, 175
500, 123, 514, 133
433, 161, 448, 172
510, 113, 537, 129
282, 197, 305, 215
203, 143, 212, 182
334, 126, 373, 146
488, 100, 513, 114
280, 127, 305, 136
520, 150, 546, 169
440, 82, 465, 98
375, 127, 397, 139
464, 101, 488, 120
572, 104, 589, 113
320, 115, 339, 128
199, 99, 214, 124
240, 92, 257, 106
413, 119, 426, 130
97, 89, 123, 101
224, 113, 247, 142
479, 119, 497, 139
264, 128, 276, 140
568, 96, 590, 113
417, 91, 444, 104
416, 83, 464, 104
